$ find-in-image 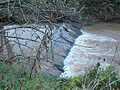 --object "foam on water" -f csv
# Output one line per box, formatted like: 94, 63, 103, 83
60, 29, 119, 78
